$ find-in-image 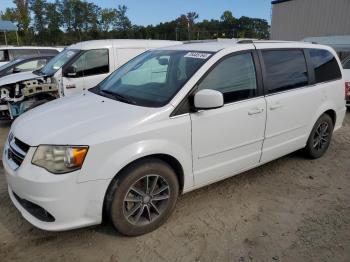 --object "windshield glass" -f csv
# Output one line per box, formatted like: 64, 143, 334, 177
97, 50, 212, 107
0, 58, 22, 71
39, 49, 79, 76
